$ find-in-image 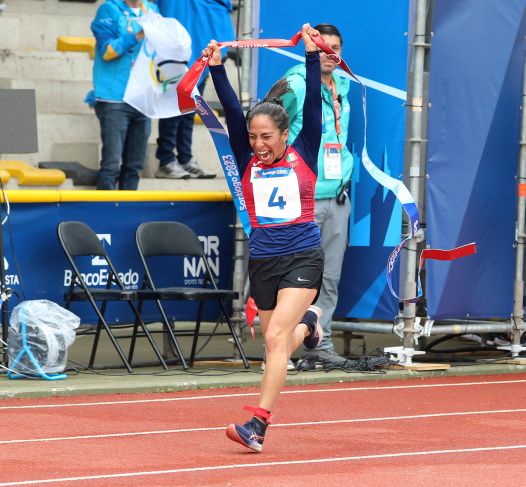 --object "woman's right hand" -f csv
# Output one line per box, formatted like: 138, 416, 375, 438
202, 40, 222, 66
